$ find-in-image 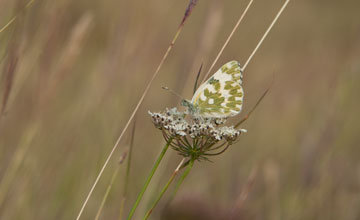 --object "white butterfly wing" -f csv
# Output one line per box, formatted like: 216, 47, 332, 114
191, 61, 244, 118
